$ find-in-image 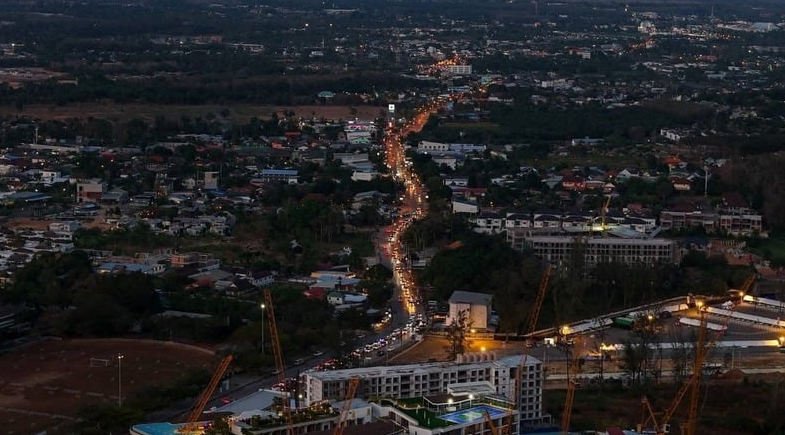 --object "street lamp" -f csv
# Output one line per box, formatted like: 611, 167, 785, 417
118, 353, 124, 407
260, 303, 266, 355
